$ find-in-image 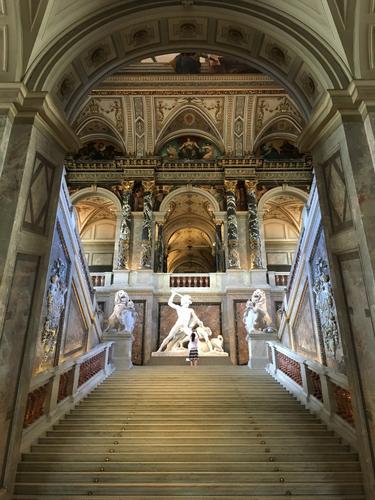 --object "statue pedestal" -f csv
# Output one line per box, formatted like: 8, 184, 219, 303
102, 332, 134, 370
247, 331, 277, 369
